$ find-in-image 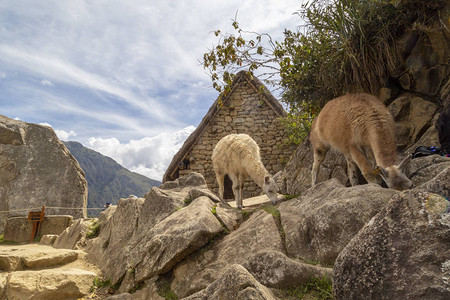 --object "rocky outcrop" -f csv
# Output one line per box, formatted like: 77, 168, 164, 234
333, 189, 450, 300
388, 94, 439, 151
243, 250, 332, 288
183, 264, 277, 300
0, 247, 78, 271
7, 268, 96, 300
0, 244, 98, 300
0, 114, 87, 232
279, 179, 398, 264
84, 173, 226, 288
394, 28, 449, 99
53, 218, 96, 250
171, 209, 284, 298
